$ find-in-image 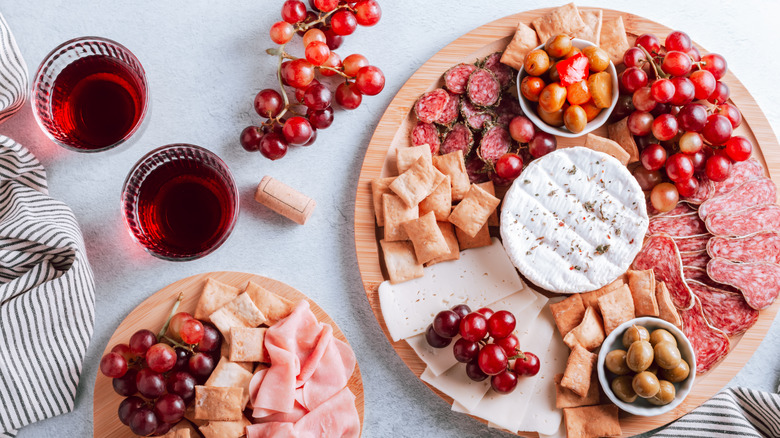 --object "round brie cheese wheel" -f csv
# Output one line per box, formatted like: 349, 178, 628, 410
500, 147, 648, 293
